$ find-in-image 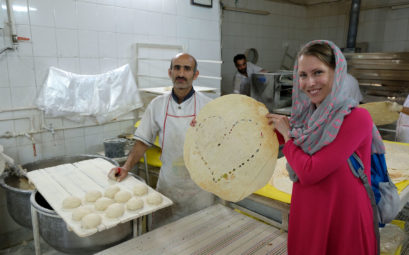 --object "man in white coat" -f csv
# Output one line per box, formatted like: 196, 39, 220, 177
109, 53, 215, 227
396, 94, 409, 143
233, 54, 266, 96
